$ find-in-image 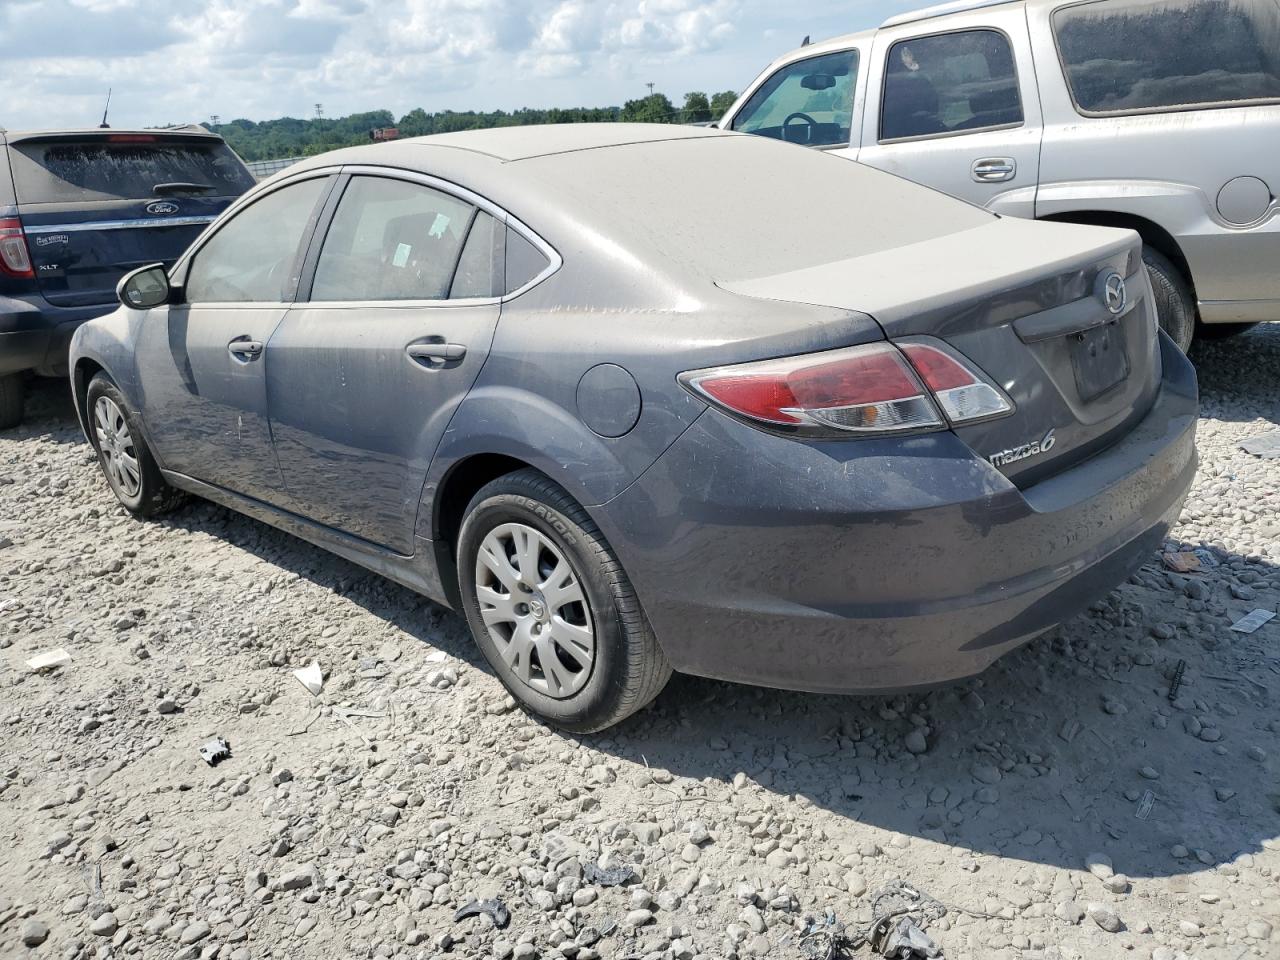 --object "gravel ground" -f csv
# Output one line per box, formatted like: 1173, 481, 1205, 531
1, 326, 1277, 960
